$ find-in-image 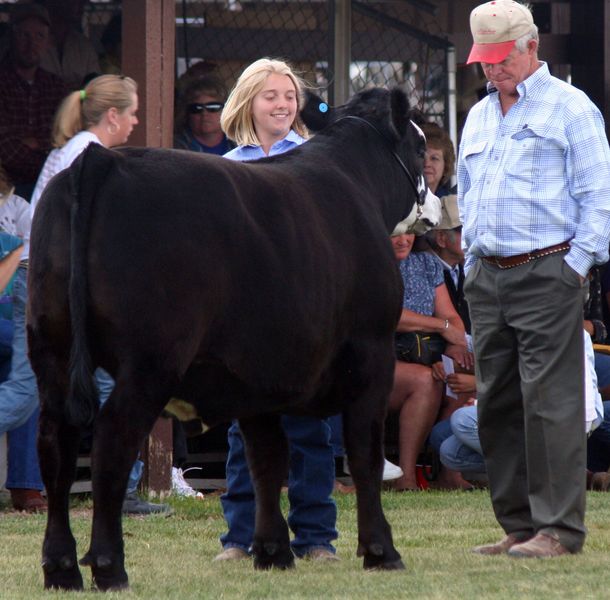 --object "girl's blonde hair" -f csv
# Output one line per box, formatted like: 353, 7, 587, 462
221, 58, 308, 146
52, 75, 138, 148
